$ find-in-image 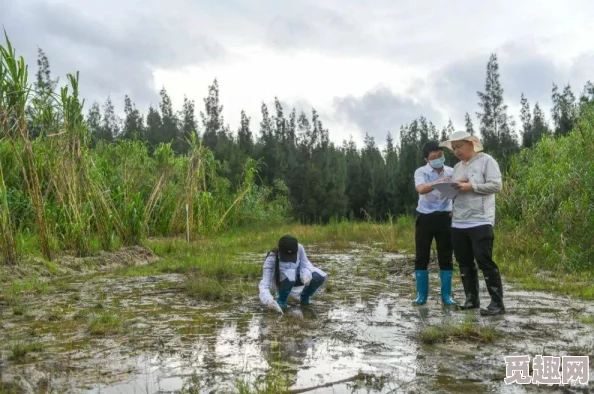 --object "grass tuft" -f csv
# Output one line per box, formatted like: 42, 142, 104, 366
9, 341, 44, 361
185, 274, 230, 302
89, 313, 122, 336
419, 316, 500, 345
